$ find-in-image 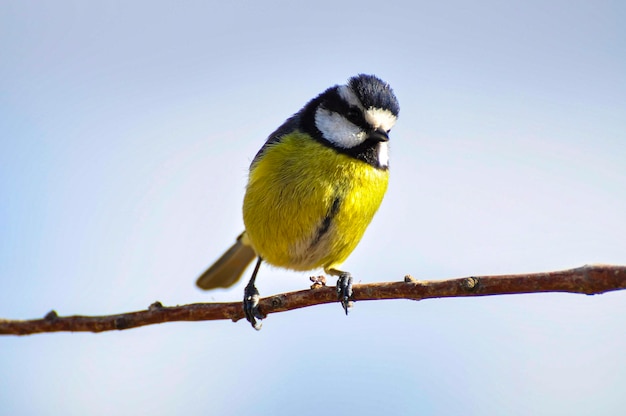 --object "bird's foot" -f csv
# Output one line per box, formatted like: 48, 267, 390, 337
243, 283, 265, 330
336, 272, 354, 315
